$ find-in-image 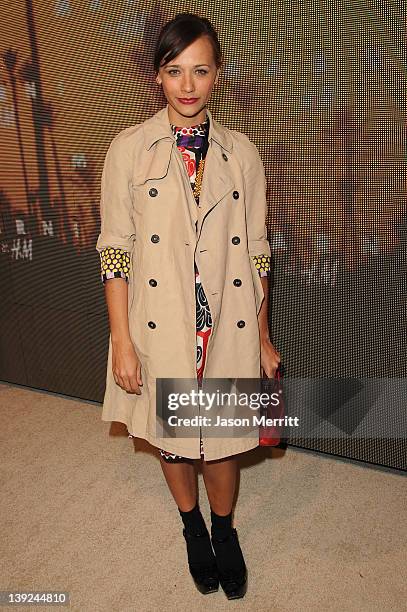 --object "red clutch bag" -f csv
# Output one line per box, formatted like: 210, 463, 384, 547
259, 365, 285, 447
